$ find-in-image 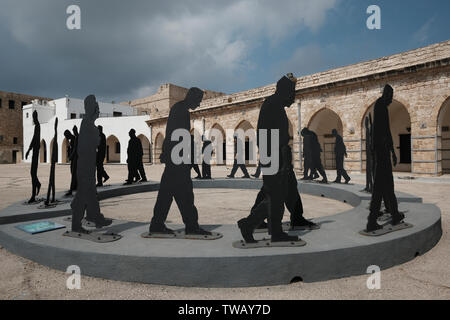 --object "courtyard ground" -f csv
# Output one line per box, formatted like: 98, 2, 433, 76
0, 163, 449, 300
